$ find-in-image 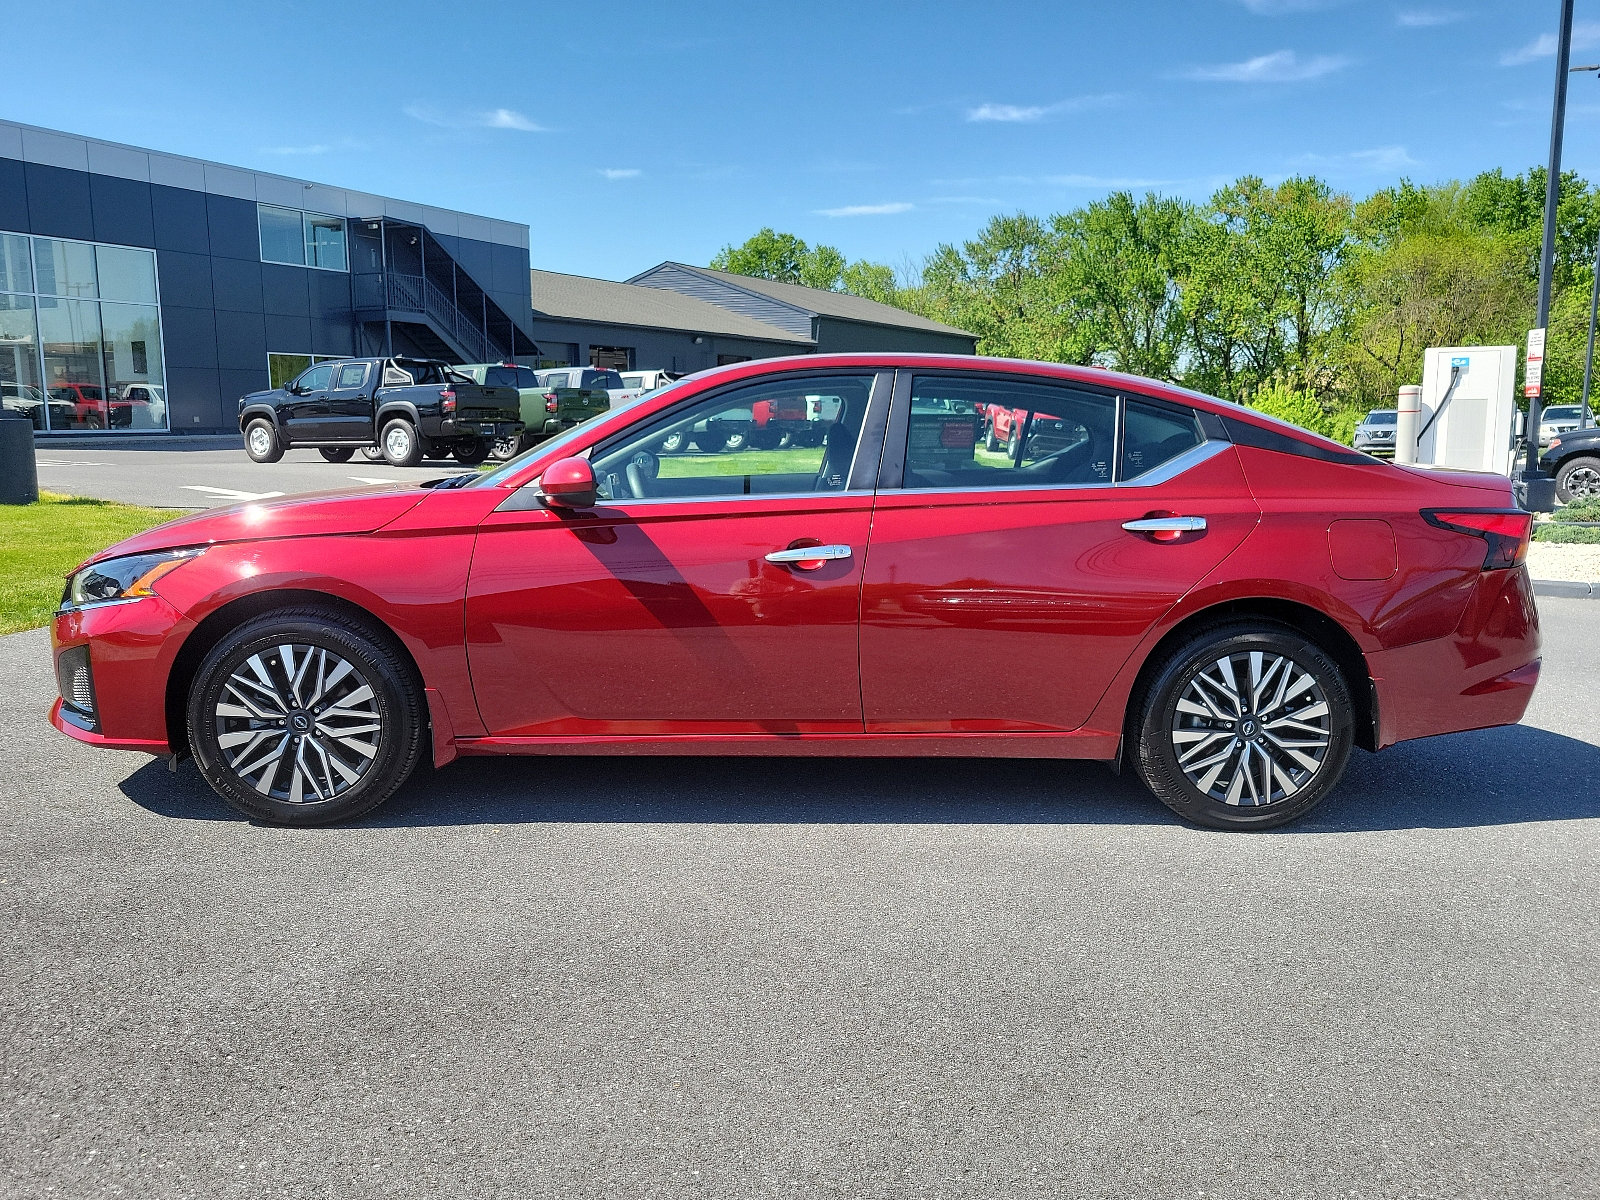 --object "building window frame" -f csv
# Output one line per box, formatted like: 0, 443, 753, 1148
258, 205, 349, 273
